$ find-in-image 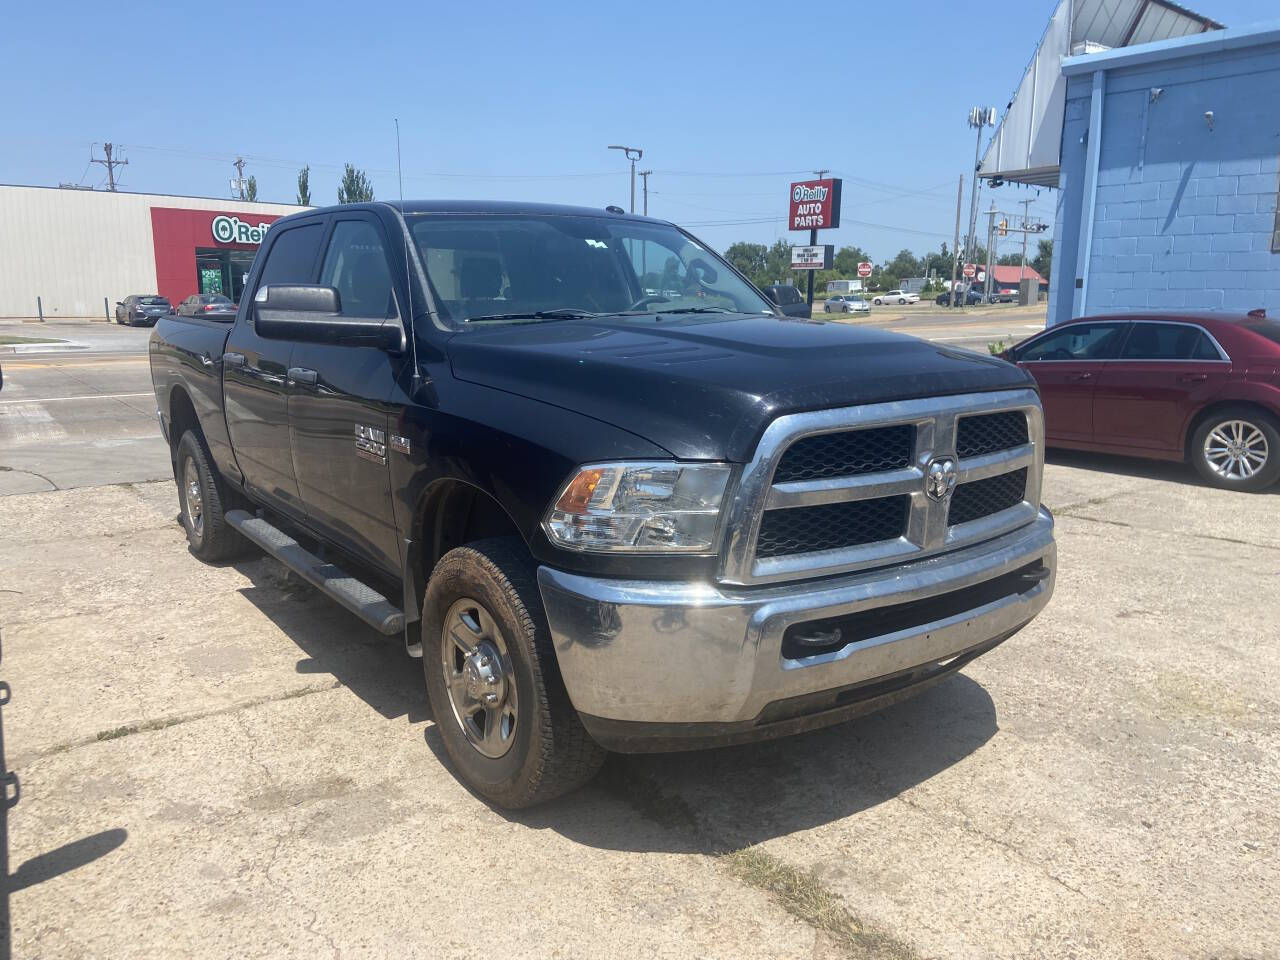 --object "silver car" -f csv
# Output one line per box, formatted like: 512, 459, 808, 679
823, 295, 870, 314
